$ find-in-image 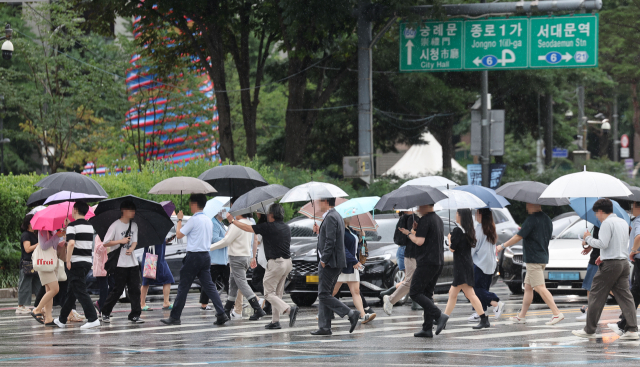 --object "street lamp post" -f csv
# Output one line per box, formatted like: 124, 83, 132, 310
0, 23, 15, 175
